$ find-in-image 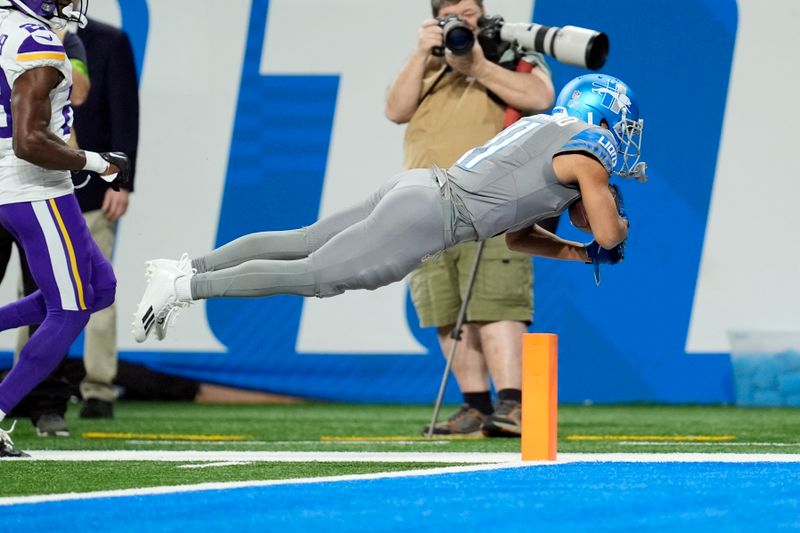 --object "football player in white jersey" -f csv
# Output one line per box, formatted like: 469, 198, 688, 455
0, 0, 130, 457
